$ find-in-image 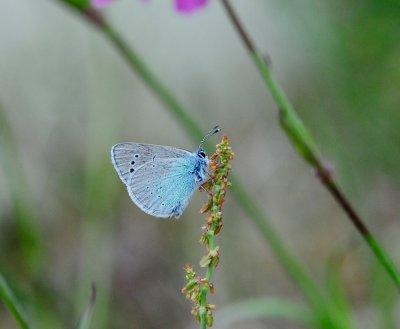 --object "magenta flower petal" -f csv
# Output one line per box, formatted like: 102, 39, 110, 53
91, 0, 115, 8
175, 0, 209, 13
